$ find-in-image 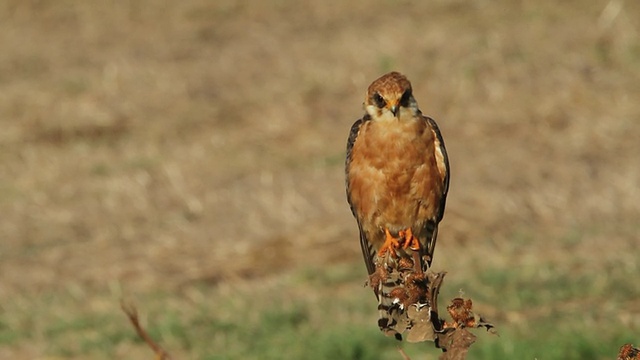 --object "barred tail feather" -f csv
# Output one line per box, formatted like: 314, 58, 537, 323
374, 264, 410, 340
